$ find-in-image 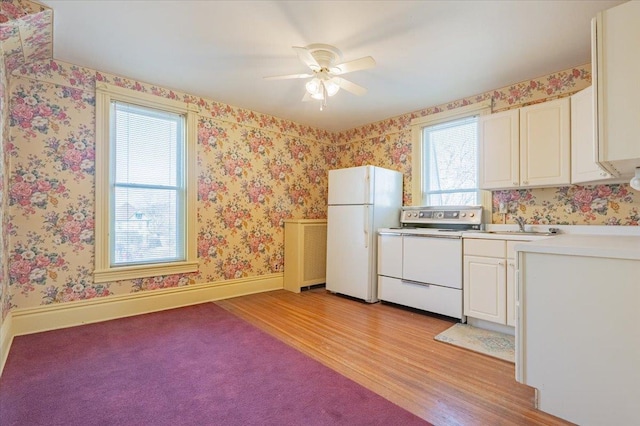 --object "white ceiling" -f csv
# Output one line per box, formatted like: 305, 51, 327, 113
39, 0, 625, 132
